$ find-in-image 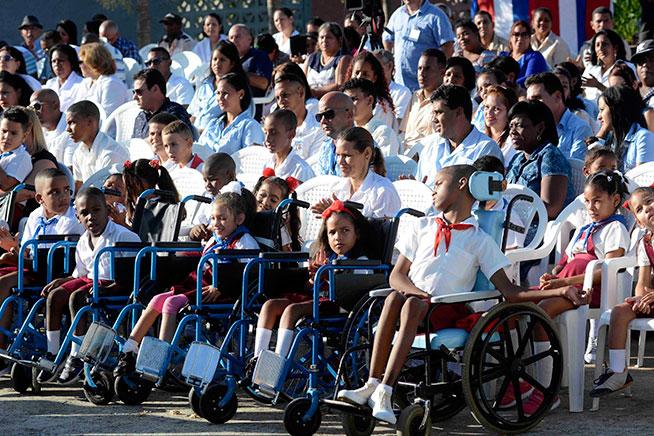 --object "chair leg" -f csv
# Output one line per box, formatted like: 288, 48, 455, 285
591, 322, 608, 411
558, 319, 569, 388
637, 329, 647, 368
625, 329, 633, 397
562, 307, 587, 413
